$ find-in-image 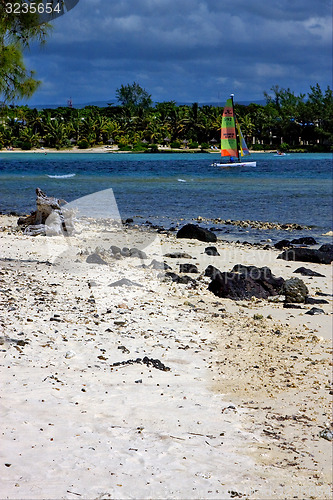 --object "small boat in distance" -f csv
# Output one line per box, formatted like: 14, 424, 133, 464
211, 94, 256, 168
